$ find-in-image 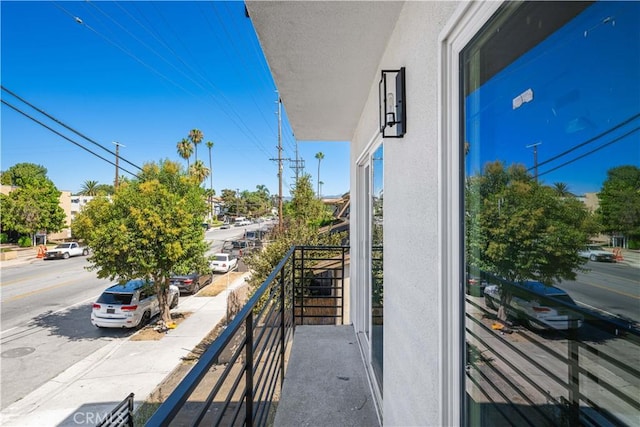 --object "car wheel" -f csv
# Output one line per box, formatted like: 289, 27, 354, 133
138, 311, 151, 329
192, 283, 200, 294
590, 254, 597, 261
170, 293, 179, 309
63, 252, 70, 259
82, 249, 89, 256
